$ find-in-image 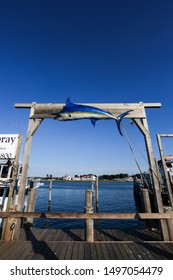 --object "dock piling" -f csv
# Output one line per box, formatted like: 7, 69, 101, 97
141, 188, 152, 229
48, 175, 53, 211
164, 206, 173, 241
85, 189, 94, 242
95, 176, 99, 212
26, 188, 37, 226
